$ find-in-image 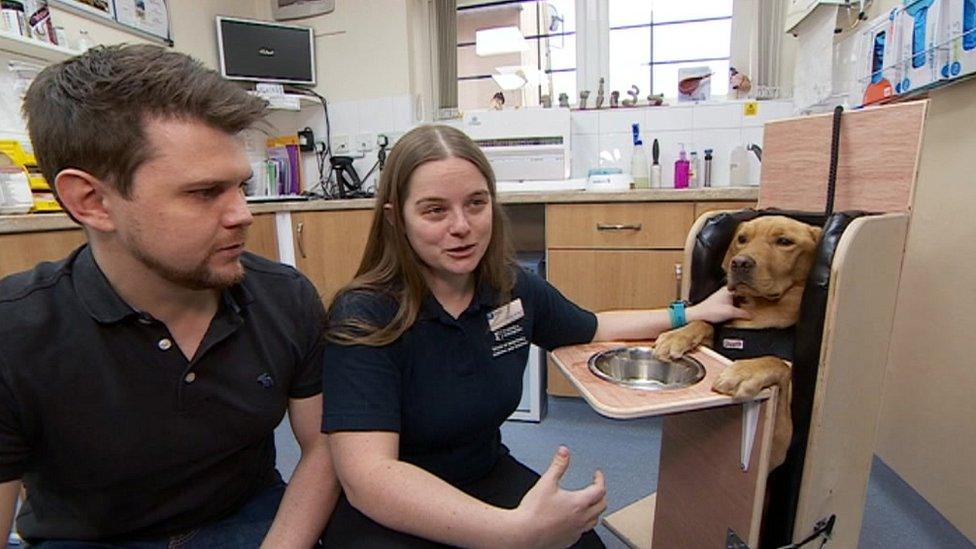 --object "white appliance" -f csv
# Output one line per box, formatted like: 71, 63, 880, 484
459, 108, 577, 192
